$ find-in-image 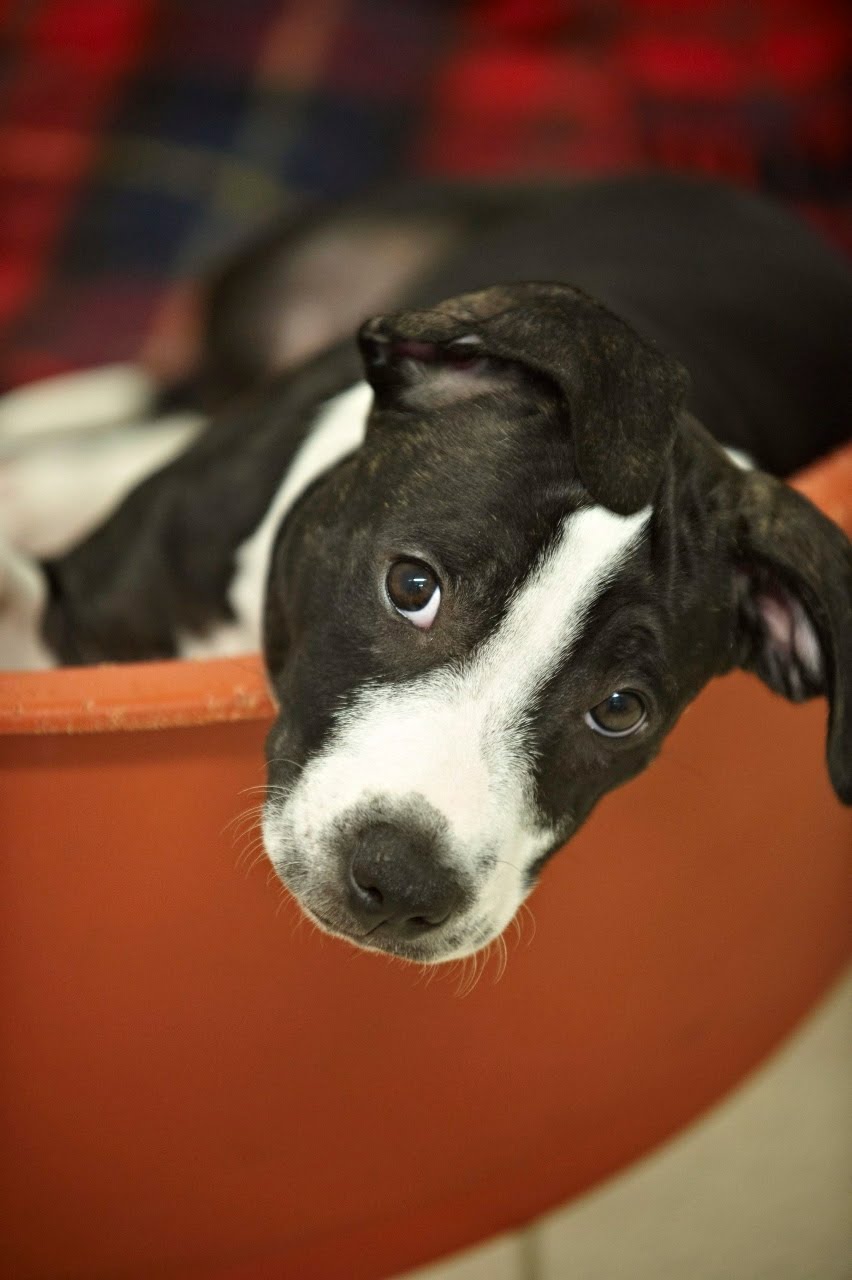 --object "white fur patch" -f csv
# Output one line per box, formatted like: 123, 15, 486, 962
724, 446, 755, 471
0, 414, 203, 558
178, 382, 373, 658
264, 502, 651, 957
0, 363, 155, 442
0, 539, 55, 670
0, 361, 203, 558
